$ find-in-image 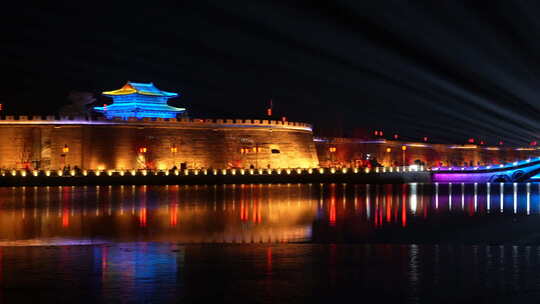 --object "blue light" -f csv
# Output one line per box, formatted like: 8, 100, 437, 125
94, 82, 185, 119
